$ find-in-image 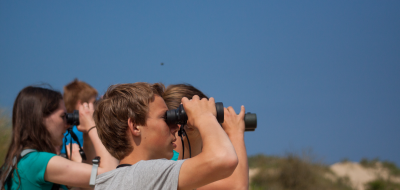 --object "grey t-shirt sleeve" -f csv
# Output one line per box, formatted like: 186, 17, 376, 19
95, 159, 185, 190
